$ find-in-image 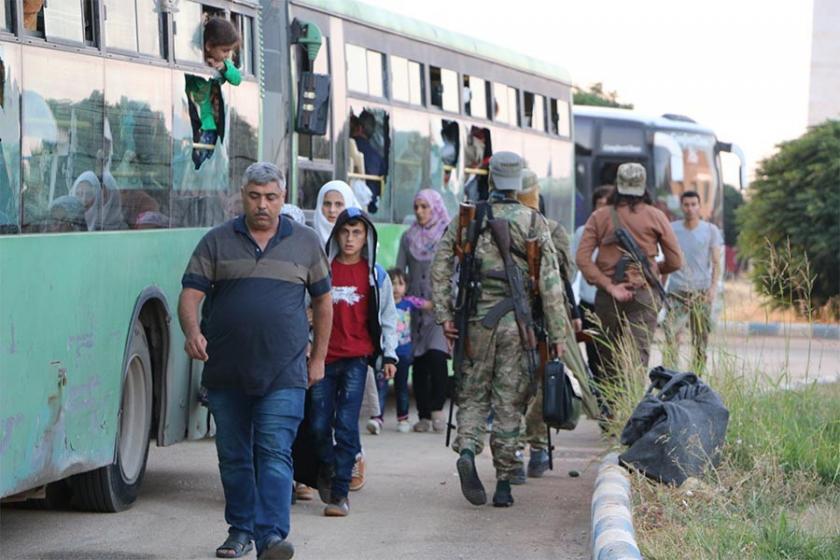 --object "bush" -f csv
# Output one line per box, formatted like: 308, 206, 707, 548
737, 120, 840, 315
723, 184, 743, 246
